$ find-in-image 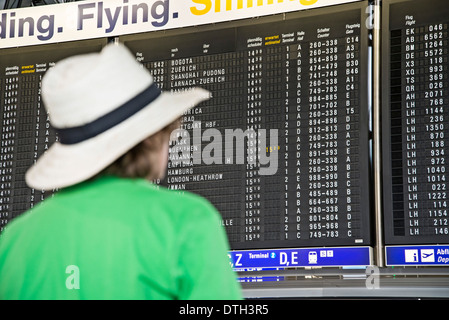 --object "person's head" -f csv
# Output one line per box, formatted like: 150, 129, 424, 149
101, 118, 180, 181
25, 43, 209, 190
